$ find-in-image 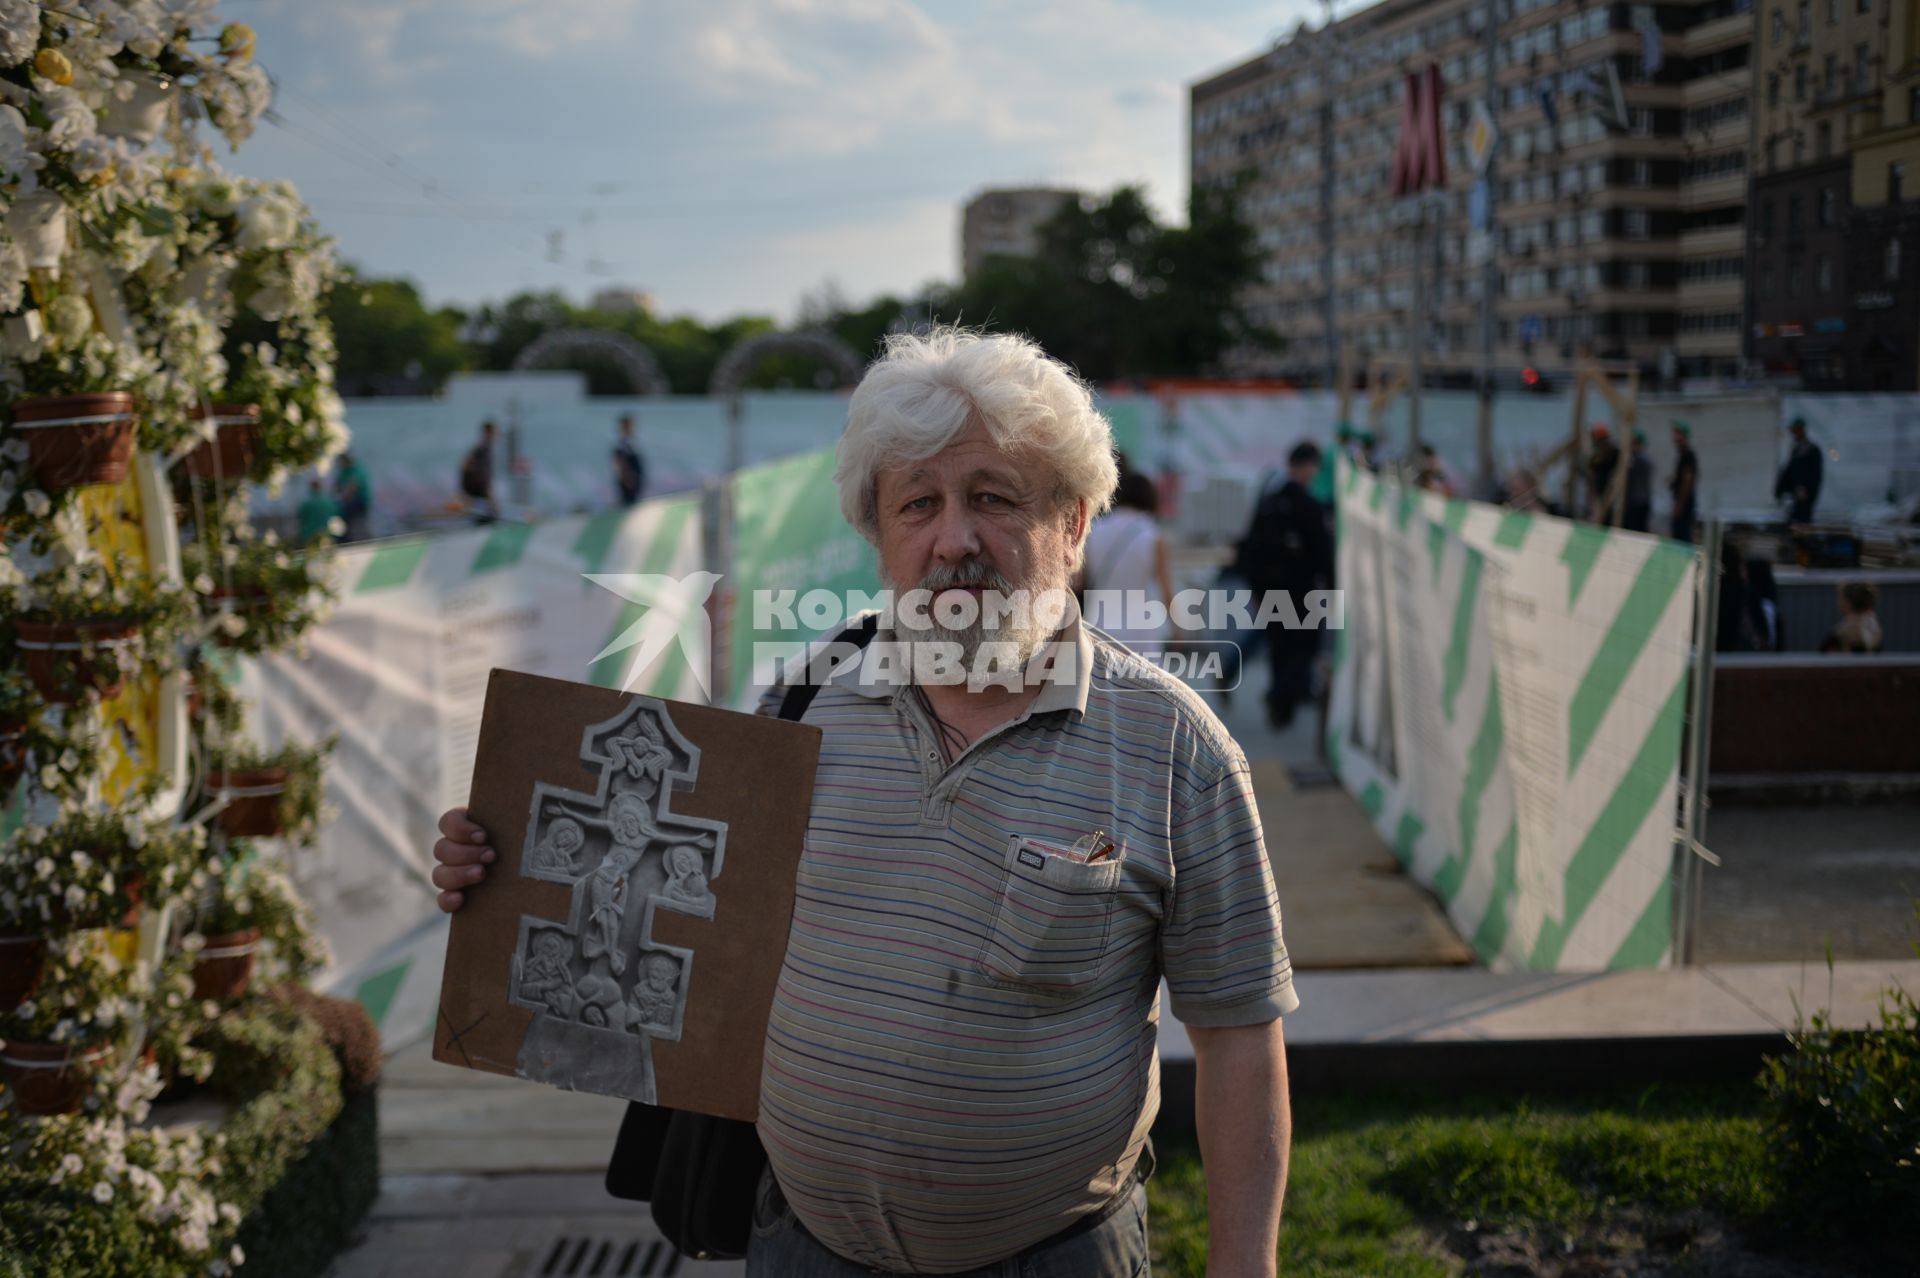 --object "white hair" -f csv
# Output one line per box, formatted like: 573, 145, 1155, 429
833, 326, 1119, 543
